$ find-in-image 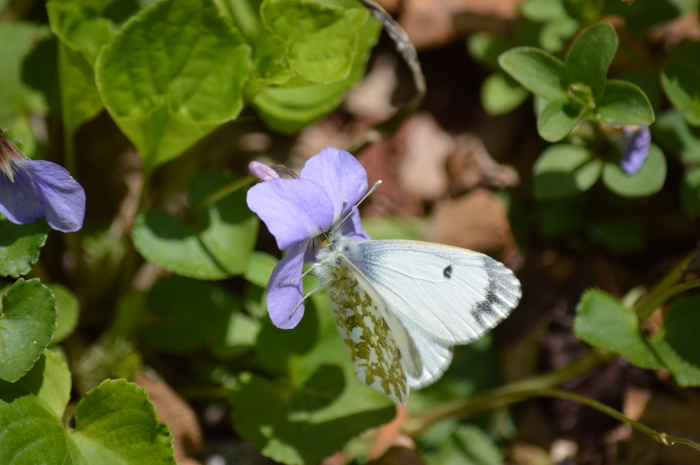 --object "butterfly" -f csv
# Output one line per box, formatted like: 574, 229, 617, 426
247, 148, 521, 404
314, 230, 521, 404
